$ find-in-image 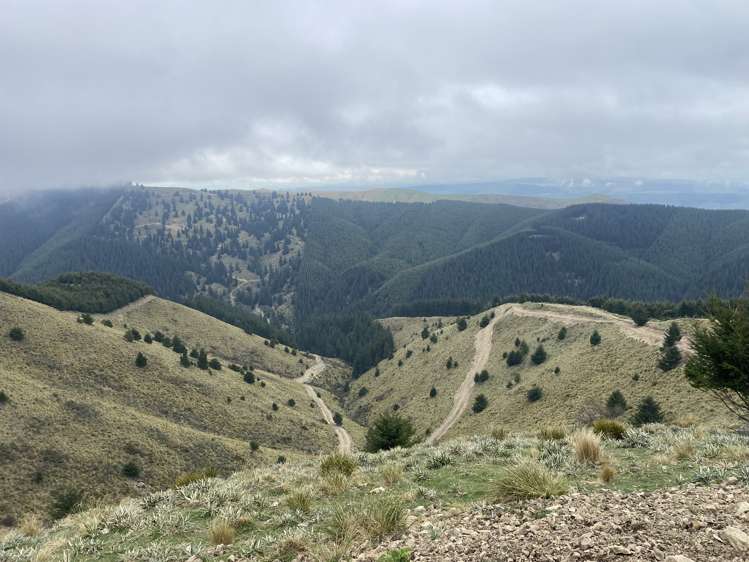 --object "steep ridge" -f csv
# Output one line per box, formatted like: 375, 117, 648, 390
0, 292, 361, 519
